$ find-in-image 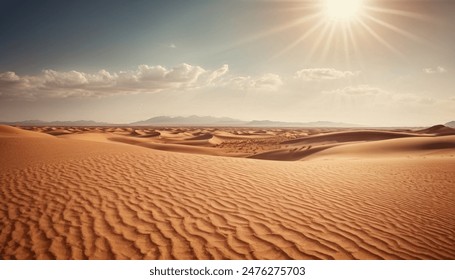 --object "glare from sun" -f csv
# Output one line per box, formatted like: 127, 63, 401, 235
325, 0, 363, 21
